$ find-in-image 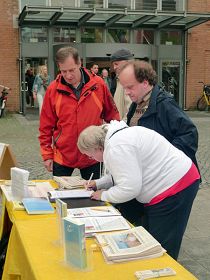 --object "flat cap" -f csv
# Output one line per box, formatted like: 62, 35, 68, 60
110, 48, 134, 62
